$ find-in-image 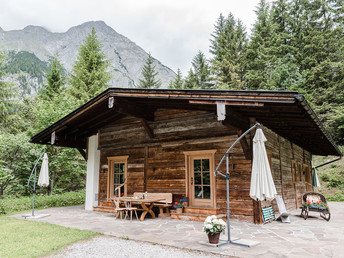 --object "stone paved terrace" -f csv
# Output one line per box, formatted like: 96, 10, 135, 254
11, 202, 344, 257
